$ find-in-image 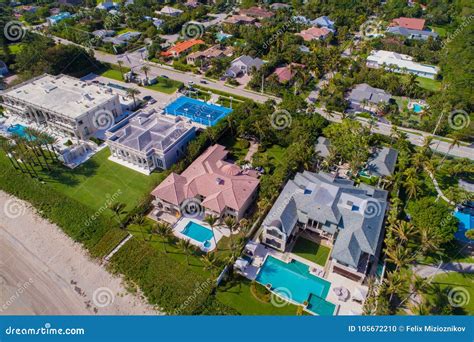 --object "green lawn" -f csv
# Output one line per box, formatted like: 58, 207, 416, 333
430, 26, 448, 38
416, 76, 442, 92
218, 135, 250, 163
8, 43, 23, 54
37, 148, 165, 212
430, 272, 474, 315
216, 278, 298, 315
100, 68, 125, 82
145, 77, 183, 94
292, 237, 331, 267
